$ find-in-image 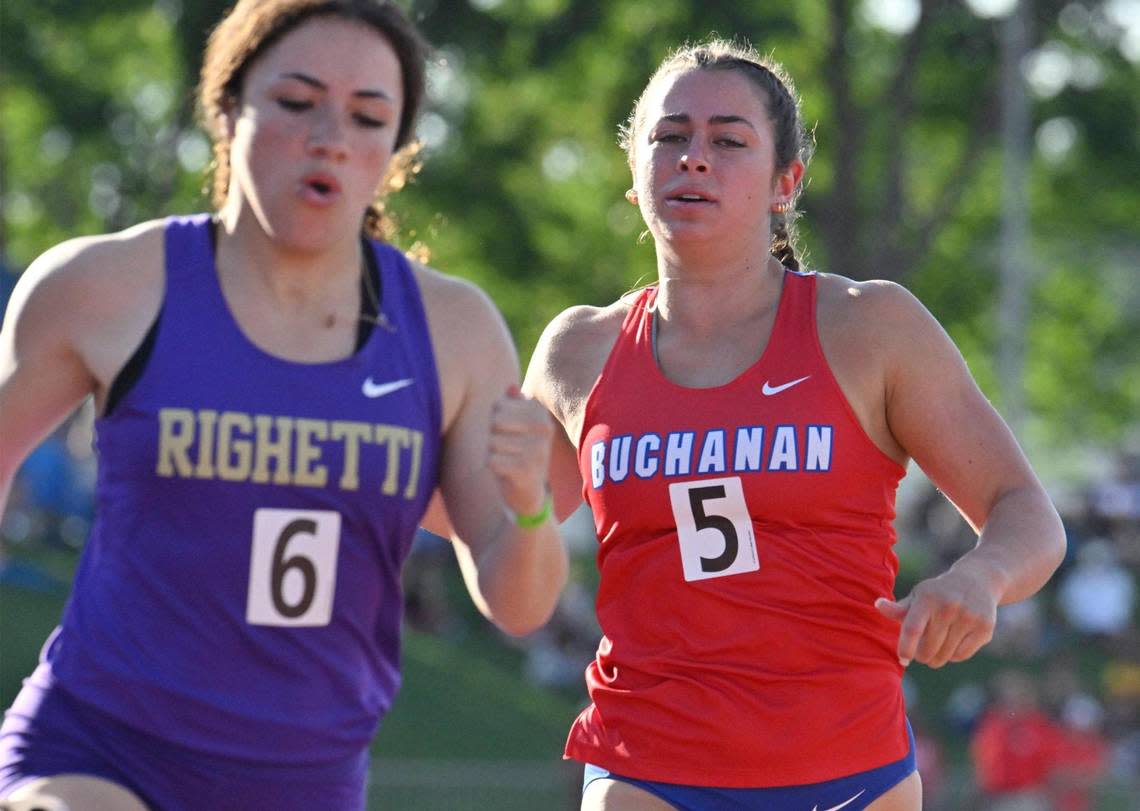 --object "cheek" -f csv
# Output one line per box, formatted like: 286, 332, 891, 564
356, 139, 396, 188
363, 140, 391, 171
638, 150, 670, 187
234, 118, 295, 173
251, 117, 300, 154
